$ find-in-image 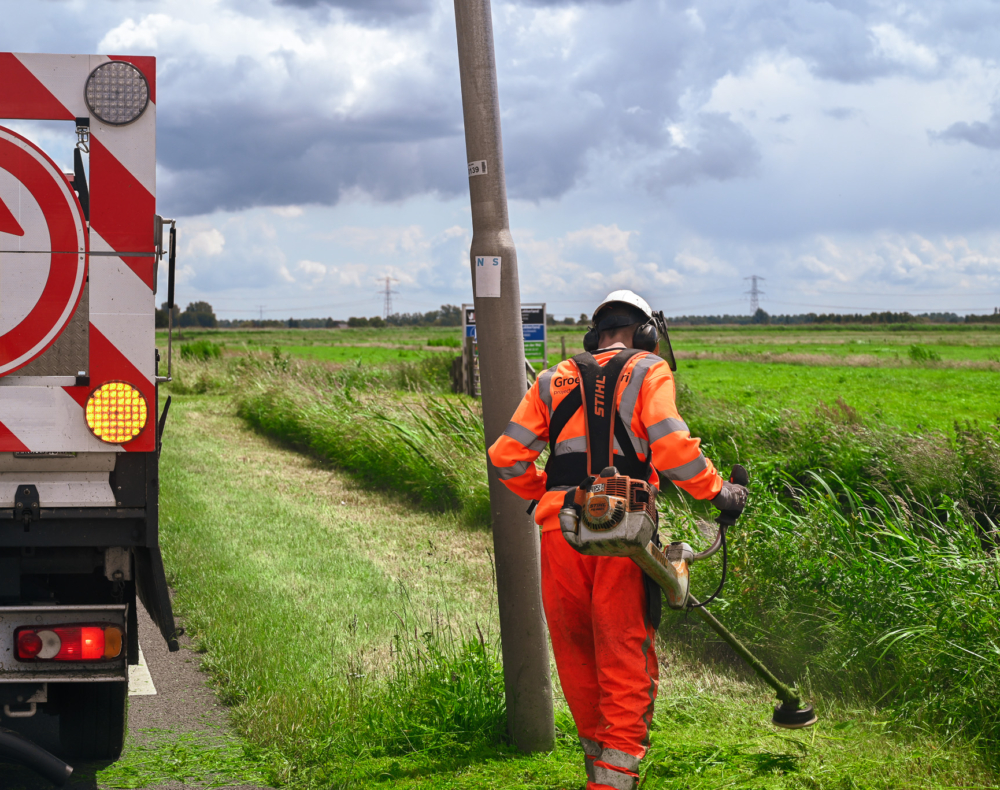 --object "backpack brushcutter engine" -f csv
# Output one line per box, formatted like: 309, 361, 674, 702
560, 465, 817, 729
